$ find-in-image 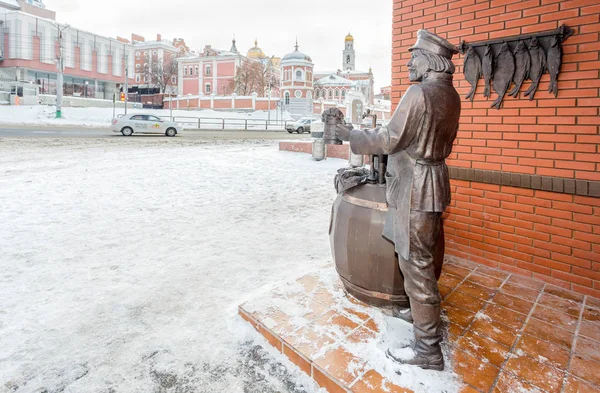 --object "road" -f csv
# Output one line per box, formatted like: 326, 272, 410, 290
0, 126, 313, 140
